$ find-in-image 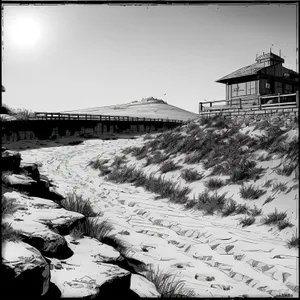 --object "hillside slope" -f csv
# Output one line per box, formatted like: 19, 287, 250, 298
63, 97, 198, 122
